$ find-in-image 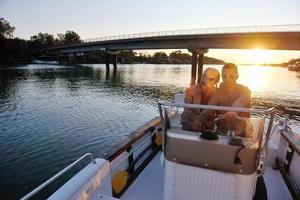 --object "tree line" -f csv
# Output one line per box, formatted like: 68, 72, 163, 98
0, 17, 82, 65
117, 50, 225, 64
0, 17, 226, 65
